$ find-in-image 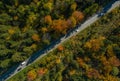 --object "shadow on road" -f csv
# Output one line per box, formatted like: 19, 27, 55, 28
0, 64, 20, 81
98, 0, 116, 17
